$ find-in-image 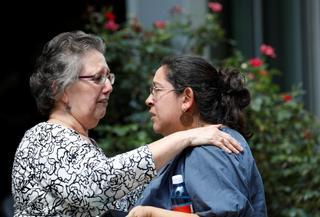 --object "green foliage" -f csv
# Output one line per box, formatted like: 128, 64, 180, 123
224, 52, 320, 216
86, 3, 320, 216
